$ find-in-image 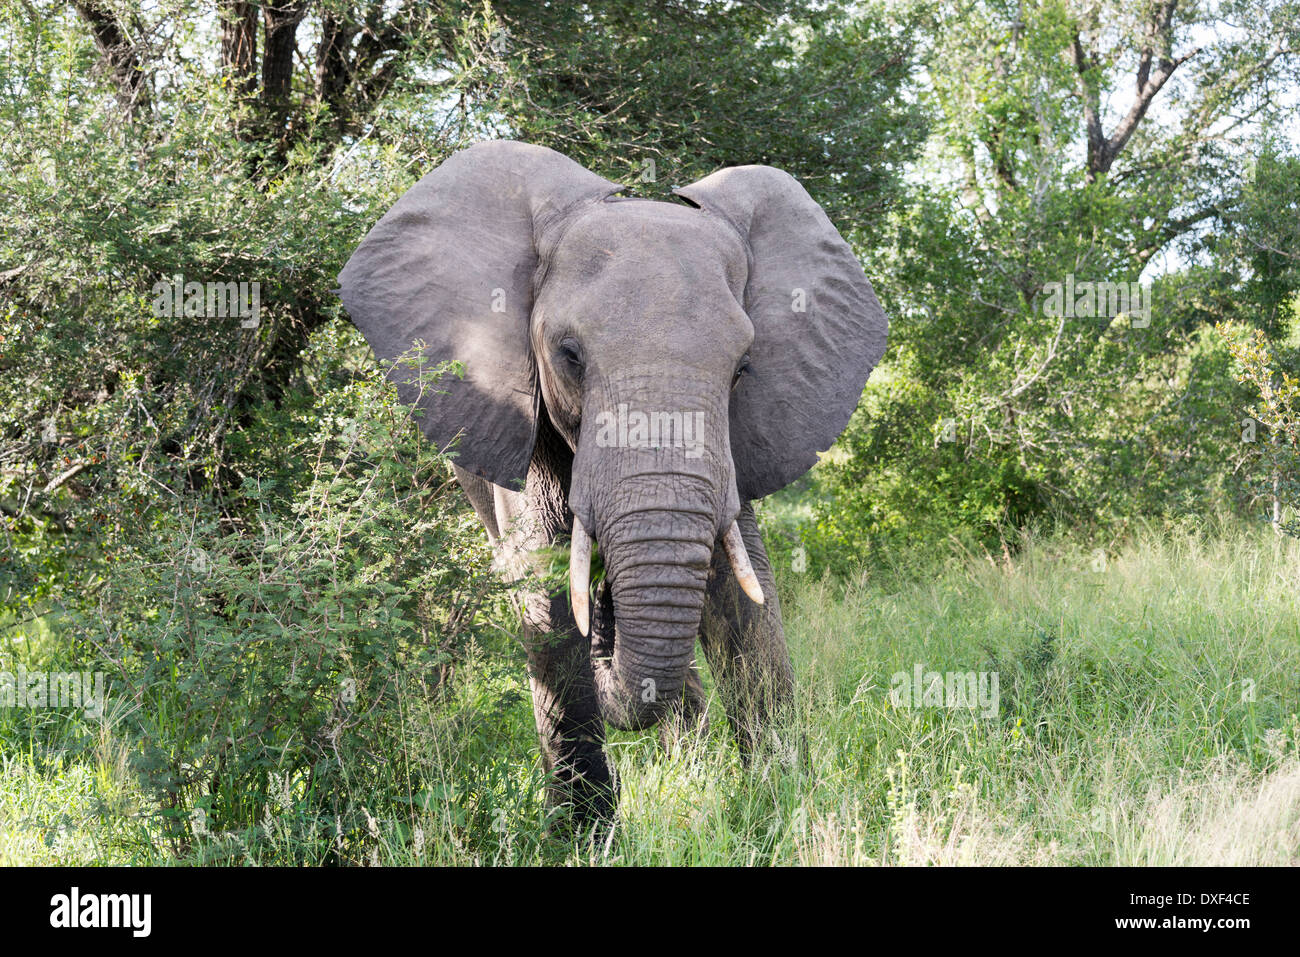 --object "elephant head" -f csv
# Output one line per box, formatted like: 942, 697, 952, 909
338, 140, 886, 728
